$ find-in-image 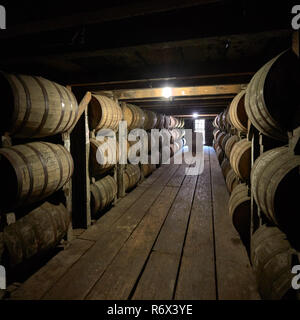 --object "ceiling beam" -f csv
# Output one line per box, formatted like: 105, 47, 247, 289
96, 84, 246, 100
124, 95, 235, 104
145, 107, 225, 115
173, 114, 217, 118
